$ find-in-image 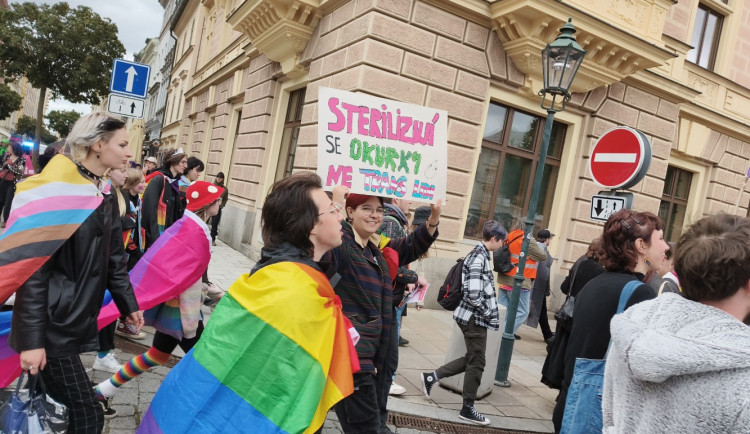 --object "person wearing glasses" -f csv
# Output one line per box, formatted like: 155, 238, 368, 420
552, 208, 668, 433
322, 190, 441, 434
137, 172, 358, 434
